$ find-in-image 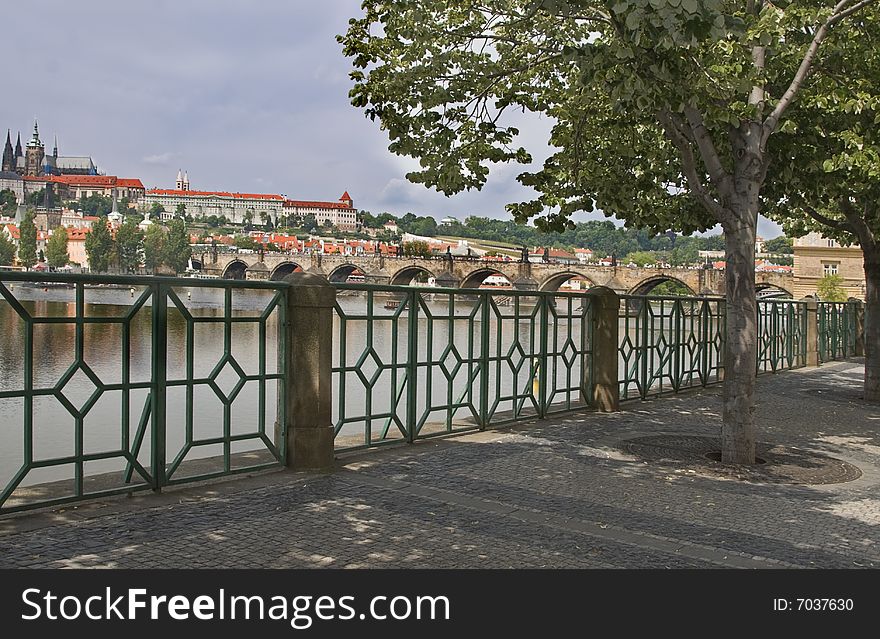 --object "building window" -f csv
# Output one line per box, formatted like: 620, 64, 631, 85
823, 262, 839, 276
